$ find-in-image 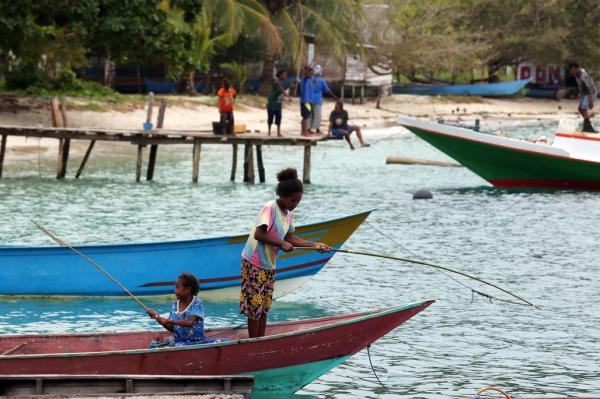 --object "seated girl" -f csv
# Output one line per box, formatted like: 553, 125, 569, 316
328, 101, 369, 150
148, 272, 217, 347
